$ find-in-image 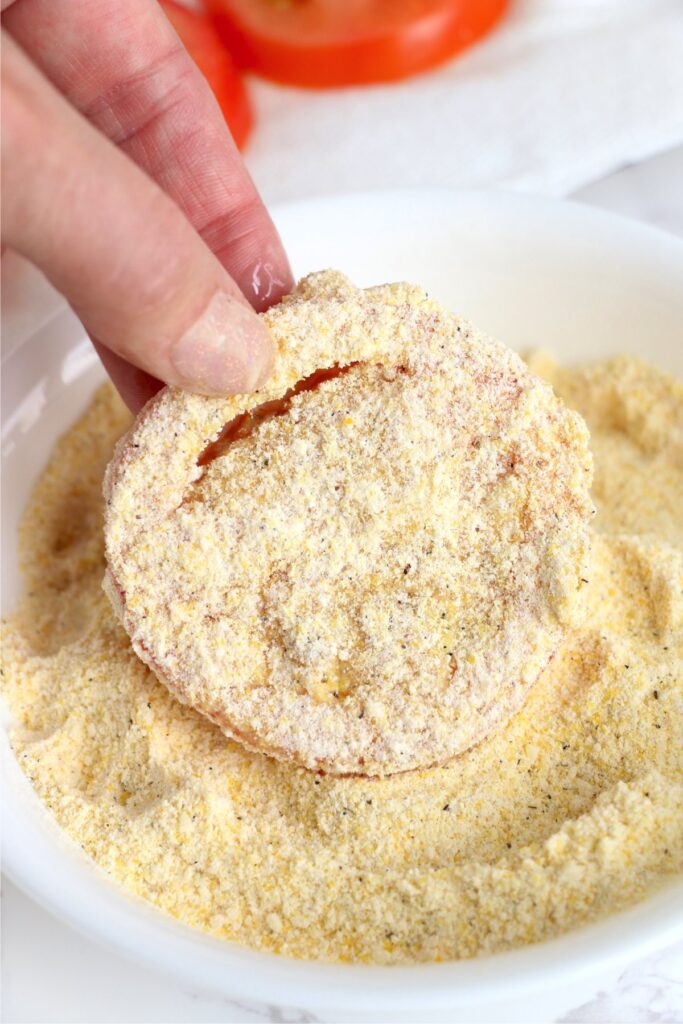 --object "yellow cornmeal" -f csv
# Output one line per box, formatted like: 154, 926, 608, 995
2, 353, 682, 964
